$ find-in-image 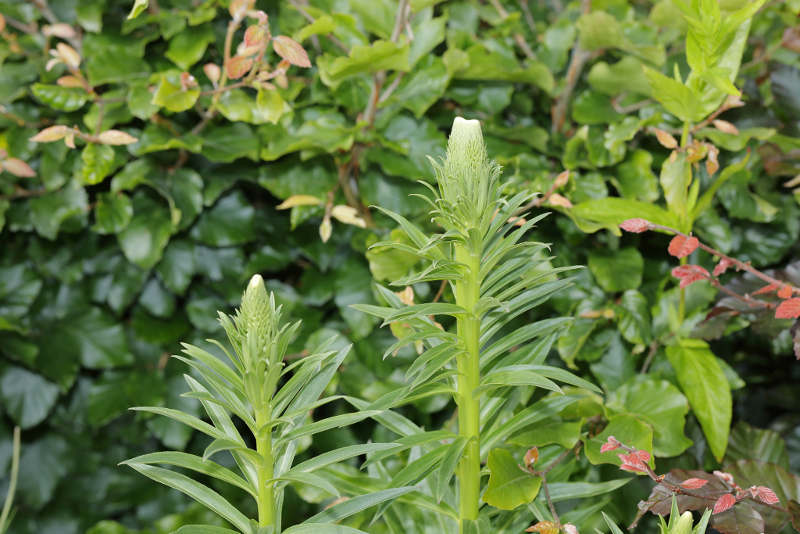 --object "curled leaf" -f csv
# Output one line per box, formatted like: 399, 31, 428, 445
600, 436, 622, 453
204, 63, 221, 85
554, 170, 570, 188
56, 42, 81, 69
319, 216, 332, 243
547, 193, 572, 208
671, 264, 710, 289
43, 23, 77, 39
667, 235, 699, 258
524, 447, 539, 468
712, 257, 733, 277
